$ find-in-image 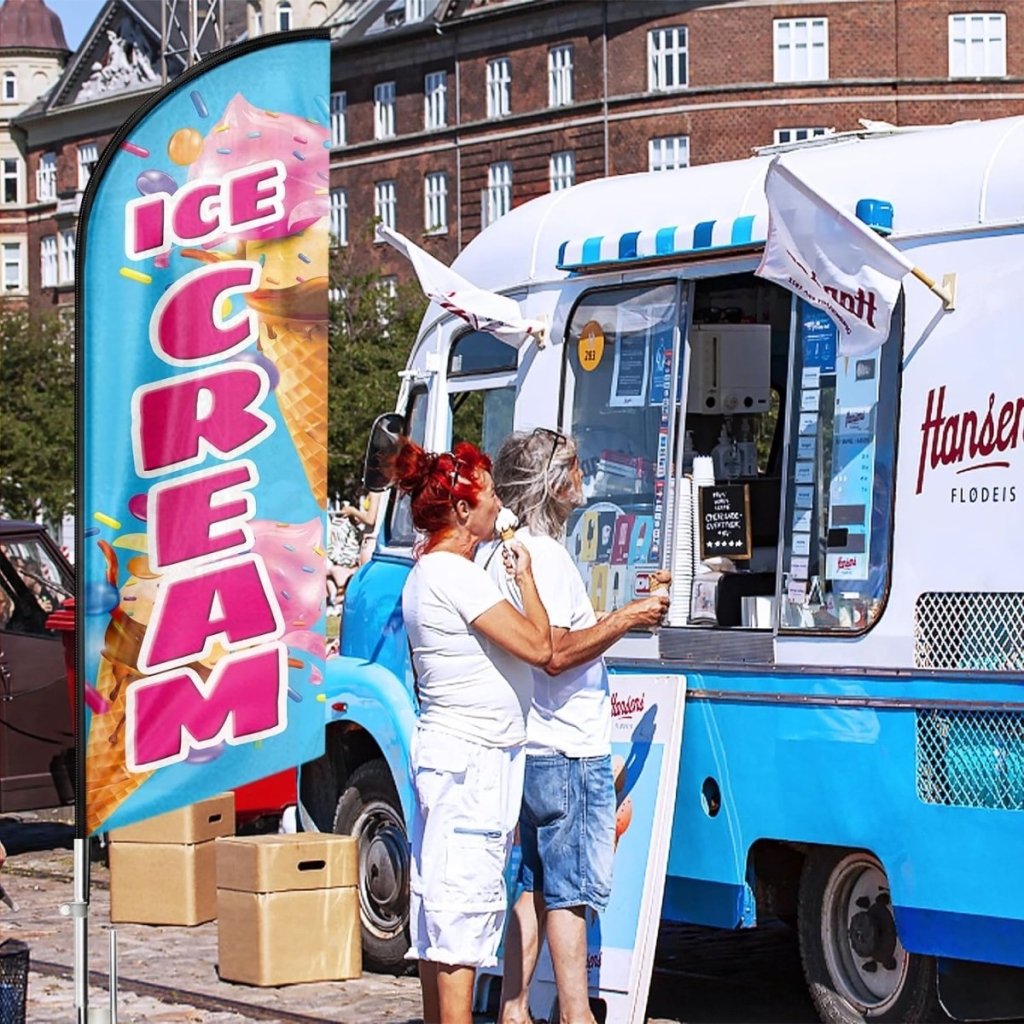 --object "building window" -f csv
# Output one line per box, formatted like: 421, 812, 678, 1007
548, 45, 574, 107
330, 91, 347, 147
2, 71, 15, 102
774, 126, 833, 145
648, 135, 689, 172
1, 159, 19, 205
424, 71, 447, 130
405, 0, 425, 23
486, 58, 511, 119
774, 18, 828, 82
375, 180, 397, 232
40, 234, 57, 287
374, 81, 396, 139
949, 13, 1006, 77
424, 171, 448, 233
648, 26, 688, 92
36, 151, 56, 202
59, 229, 75, 282
485, 161, 512, 226
550, 150, 575, 192
276, 1, 291, 31
330, 188, 347, 246
77, 143, 98, 191
2, 241, 22, 292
